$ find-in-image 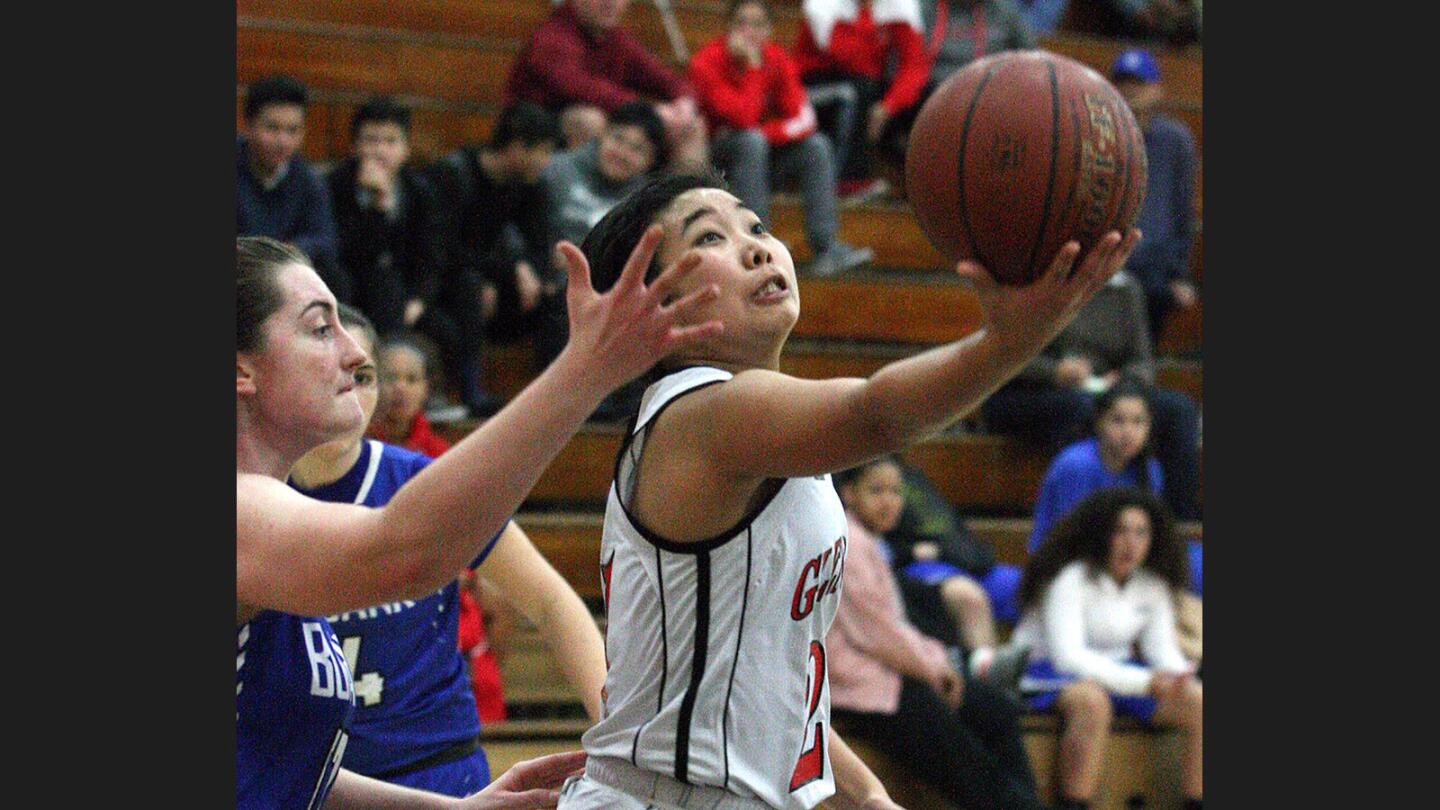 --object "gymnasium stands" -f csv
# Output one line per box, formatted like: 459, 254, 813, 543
237, 2, 1202, 806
